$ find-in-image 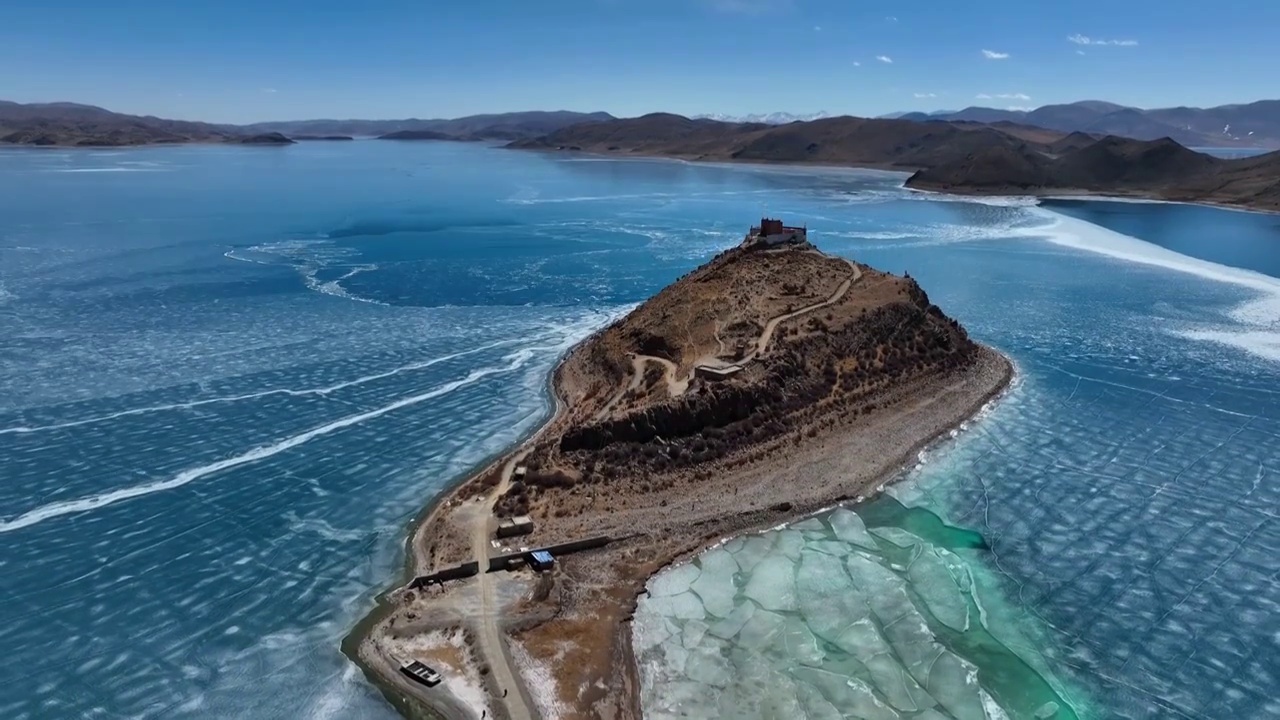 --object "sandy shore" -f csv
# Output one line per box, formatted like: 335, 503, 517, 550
346, 332, 1014, 719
